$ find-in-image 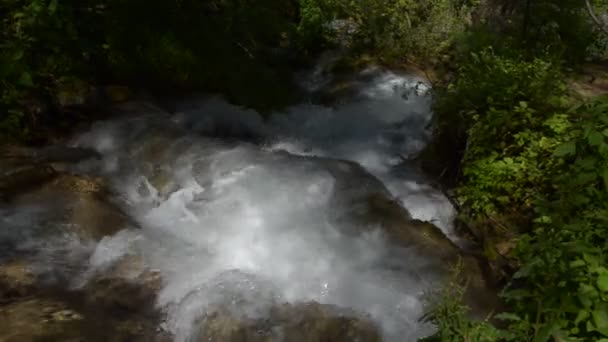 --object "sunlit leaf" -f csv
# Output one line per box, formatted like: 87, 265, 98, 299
593, 309, 608, 335
495, 312, 521, 321
598, 275, 608, 292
